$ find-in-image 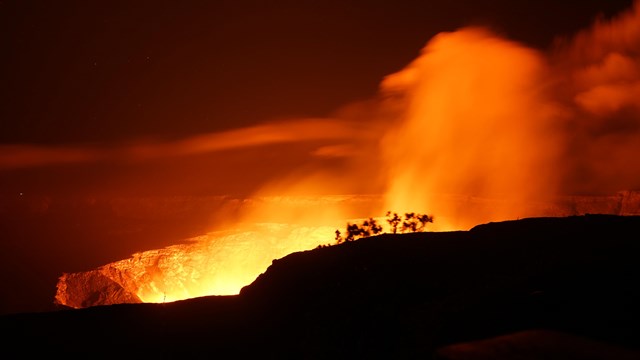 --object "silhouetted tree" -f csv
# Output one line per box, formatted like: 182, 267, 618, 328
400, 212, 434, 233
417, 213, 434, 228
334, 211, 434, 244
386, 211, 402, 234
345, 222, 362, 242
361, 218, 383, 237
338, 218, 384, 243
